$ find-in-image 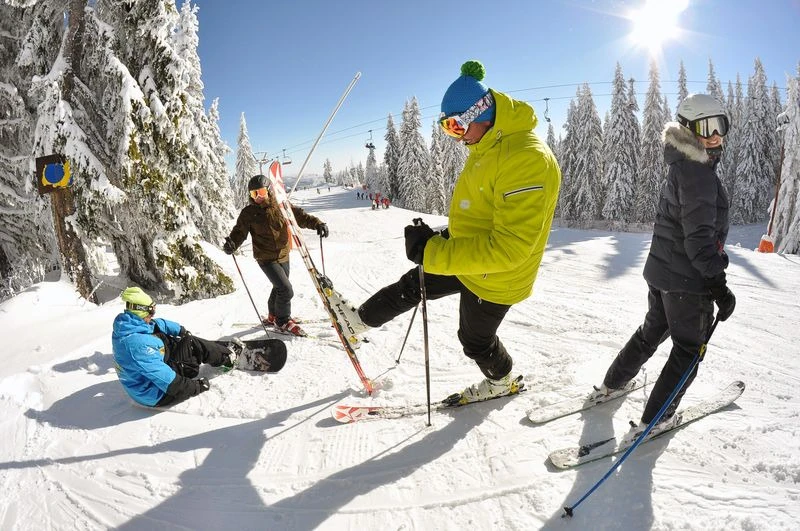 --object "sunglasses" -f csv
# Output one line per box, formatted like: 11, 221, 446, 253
249, 187, 268, 200
690, 115, 730, 138
127, 302, 156, 316
439, 92, 495, 139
